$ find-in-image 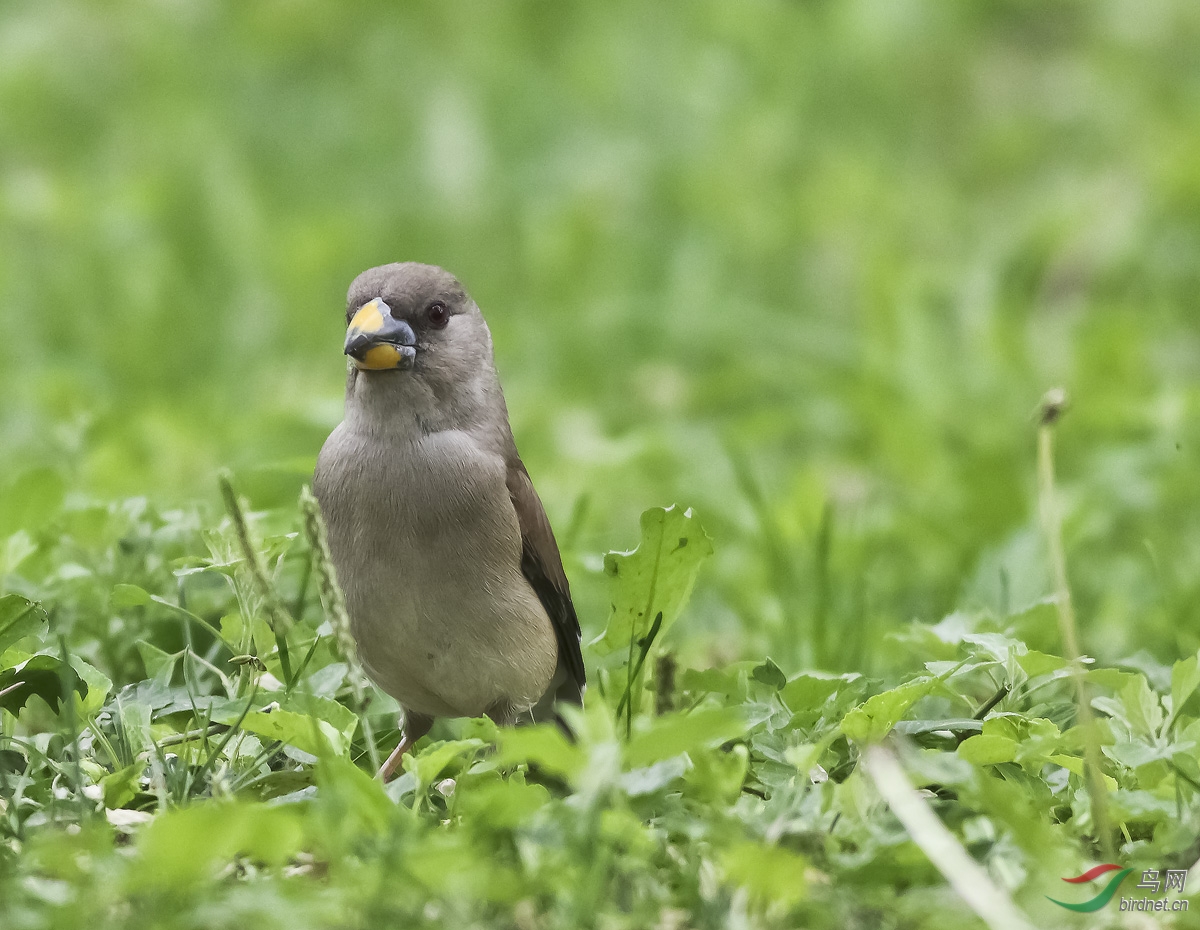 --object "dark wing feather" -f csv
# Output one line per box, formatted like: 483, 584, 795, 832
506, 456, 586, 704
